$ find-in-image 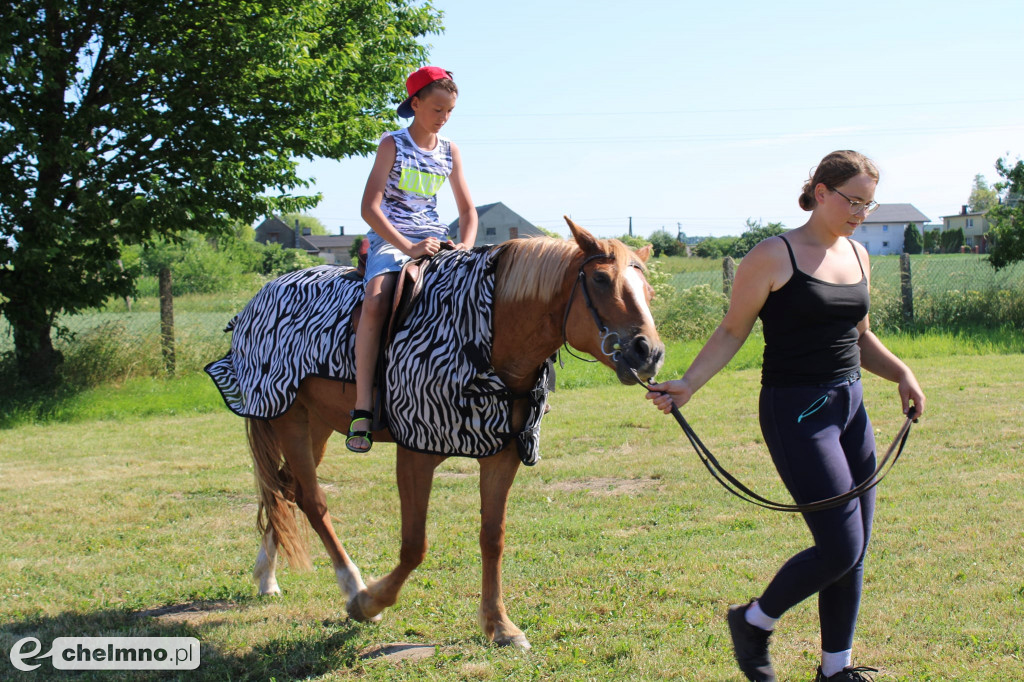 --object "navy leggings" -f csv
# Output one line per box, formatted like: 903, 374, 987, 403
757, 377, 876, 653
